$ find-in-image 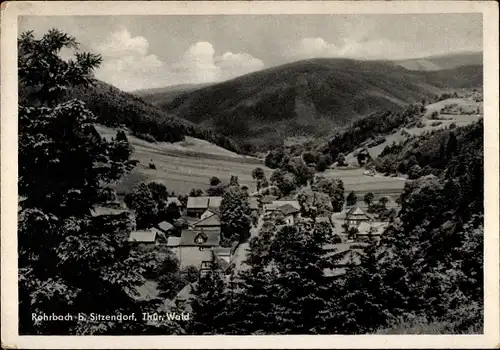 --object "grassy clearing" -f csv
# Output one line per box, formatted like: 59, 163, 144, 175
96, 125, 273, 195
346, 97, 483, 162
320, 167, 406, 197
